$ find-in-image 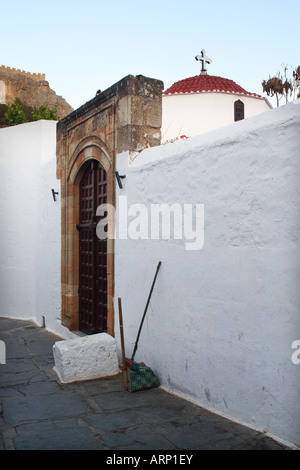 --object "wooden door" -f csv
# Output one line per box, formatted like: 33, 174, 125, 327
77, 160, 107, 334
